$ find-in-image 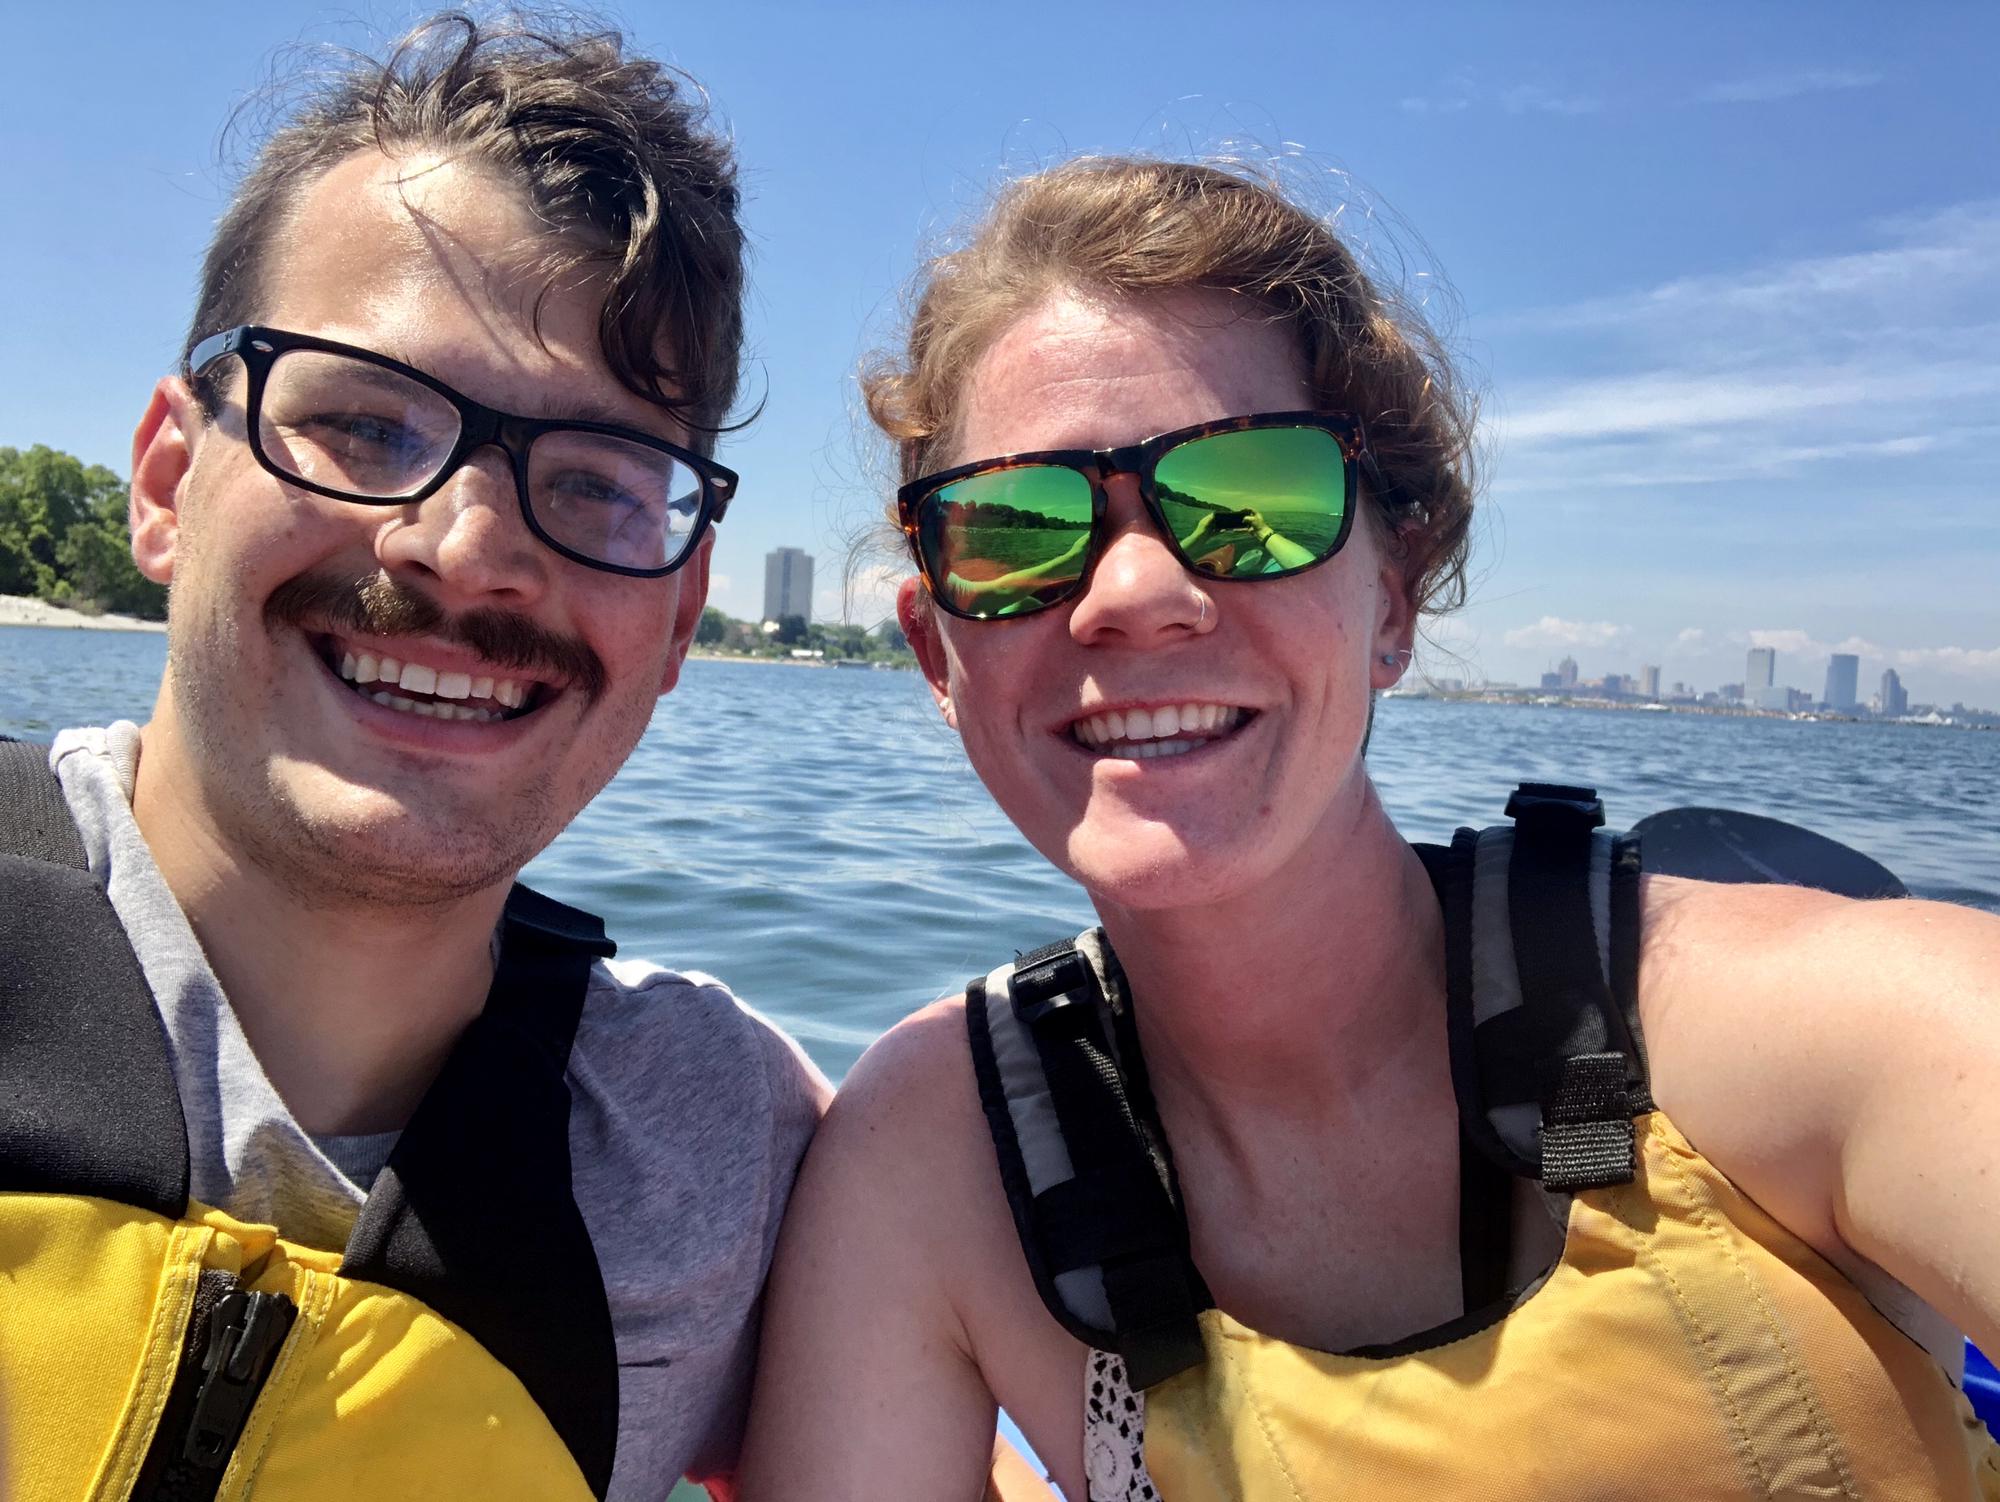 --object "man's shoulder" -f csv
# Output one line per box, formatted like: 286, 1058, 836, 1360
577, 955, 830, 1145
